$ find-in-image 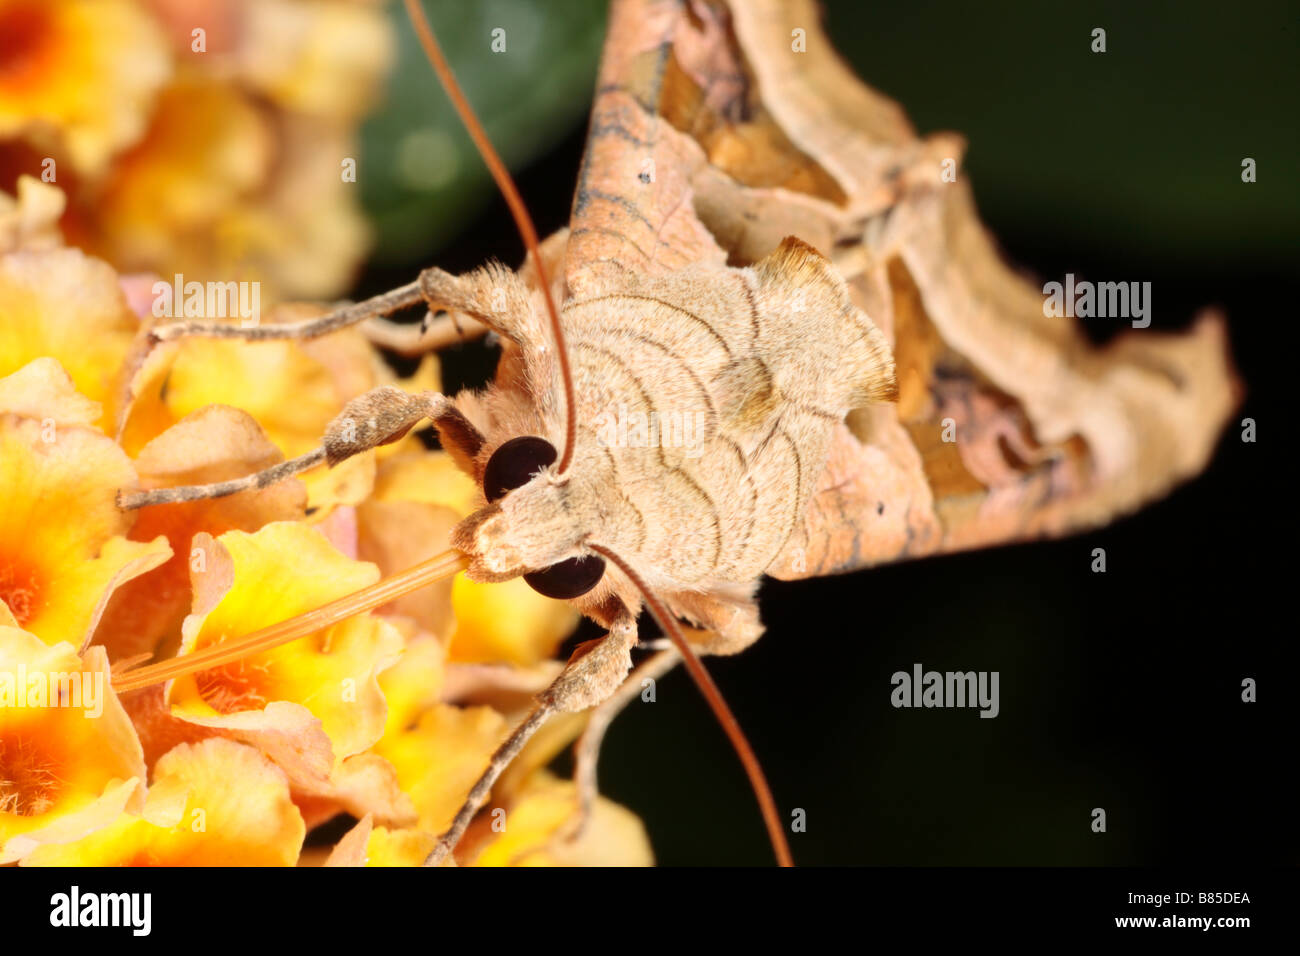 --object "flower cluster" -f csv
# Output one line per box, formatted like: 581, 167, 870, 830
0, 180, 652, 866
0, 0, 389, 301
